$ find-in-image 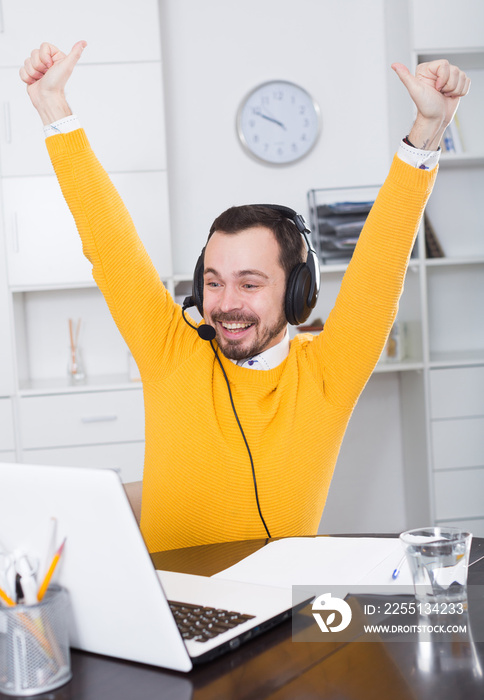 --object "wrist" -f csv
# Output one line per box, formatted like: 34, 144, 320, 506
31, 90, 72, 126
407, 114, 446, 151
